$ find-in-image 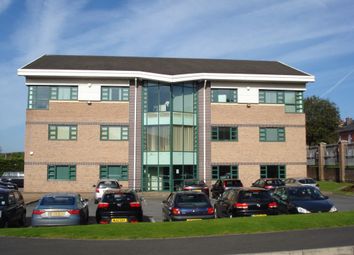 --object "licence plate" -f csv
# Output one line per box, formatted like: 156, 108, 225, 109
186, 219, 202, 221
48, 211, 66, 217
194, 190, 202, 192
252, 214, 267, 217
111, 218, 128, 223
